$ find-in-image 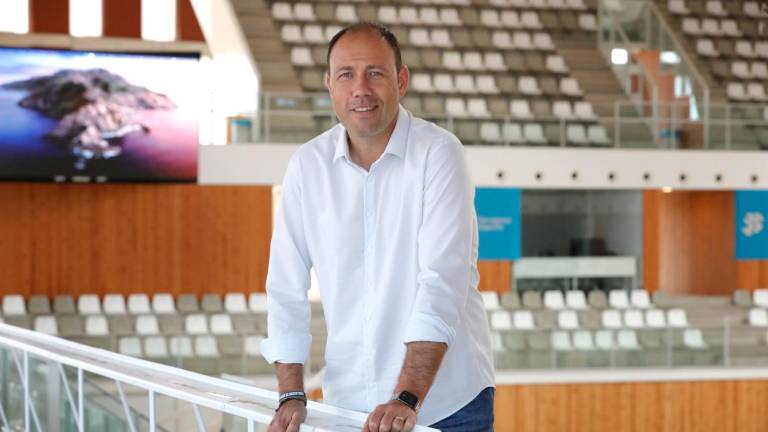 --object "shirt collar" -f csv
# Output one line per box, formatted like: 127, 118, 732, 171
333, 105, 410, 163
